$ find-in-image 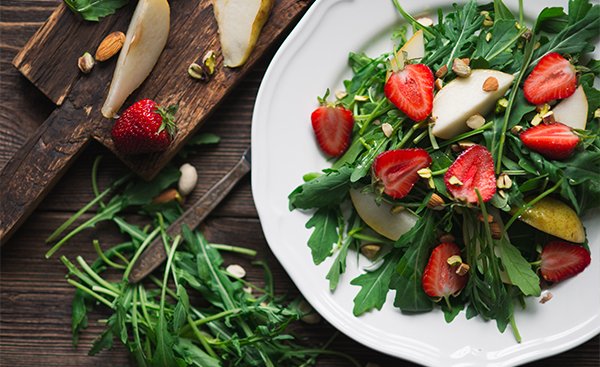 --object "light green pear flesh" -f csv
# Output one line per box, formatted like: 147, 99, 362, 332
517, 197, 585, 243
213, 0, 274, 68
101, 0, 170, 118
431, 69, 514, 139
399, 30, 425, 60
349, 189, 418, 241
552, 85, 588, 130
